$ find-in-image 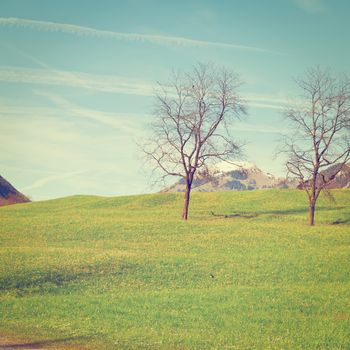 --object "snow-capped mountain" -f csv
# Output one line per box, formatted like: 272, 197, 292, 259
297, 163, 350, 190
163, 162, 294, 192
